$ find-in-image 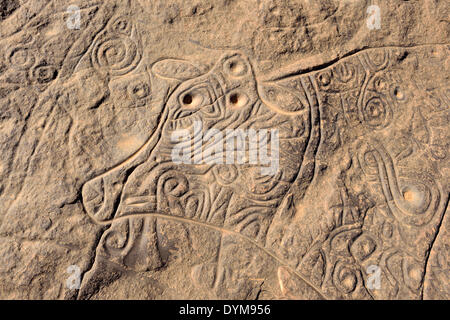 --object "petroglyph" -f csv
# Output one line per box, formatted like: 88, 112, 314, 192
0, 0, 448, 300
